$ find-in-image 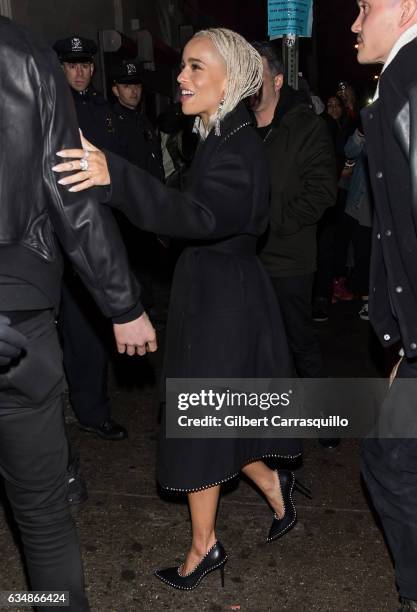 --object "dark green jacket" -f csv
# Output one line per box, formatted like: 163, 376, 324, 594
259, 88, 337, 277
